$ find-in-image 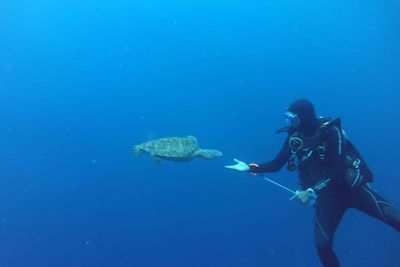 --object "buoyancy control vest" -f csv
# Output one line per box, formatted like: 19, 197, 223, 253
280, 117, 373, 189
